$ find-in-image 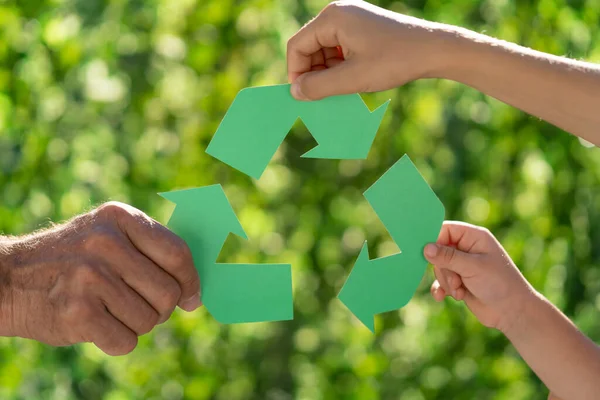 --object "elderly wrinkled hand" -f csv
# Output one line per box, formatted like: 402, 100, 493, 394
0, 202, 201, 356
